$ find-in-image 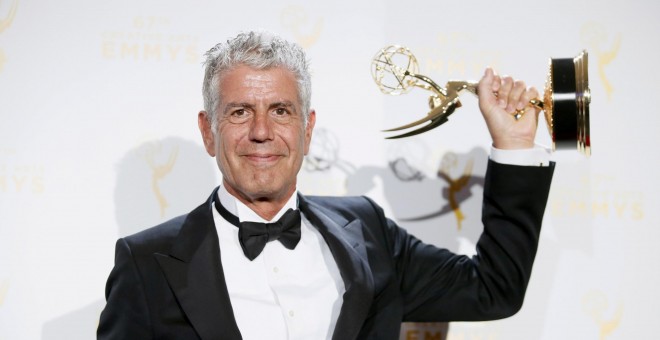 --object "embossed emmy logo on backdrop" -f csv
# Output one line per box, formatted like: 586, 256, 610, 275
371, 46, 591, 156
0, 0, 19, 73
